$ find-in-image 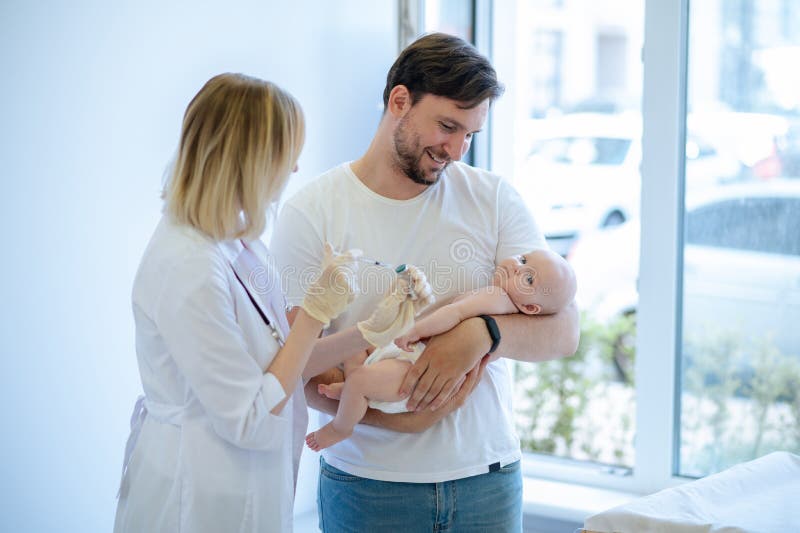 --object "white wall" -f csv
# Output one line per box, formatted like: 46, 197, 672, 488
0, 1, 395, 531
